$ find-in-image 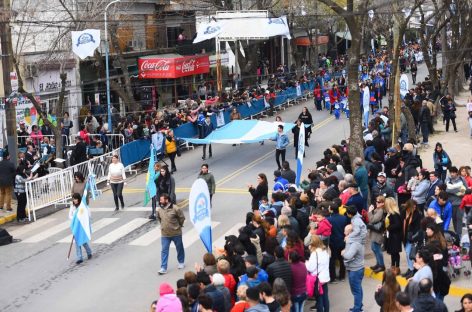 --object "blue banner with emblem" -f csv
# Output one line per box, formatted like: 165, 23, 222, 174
189, 178, 212, 253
